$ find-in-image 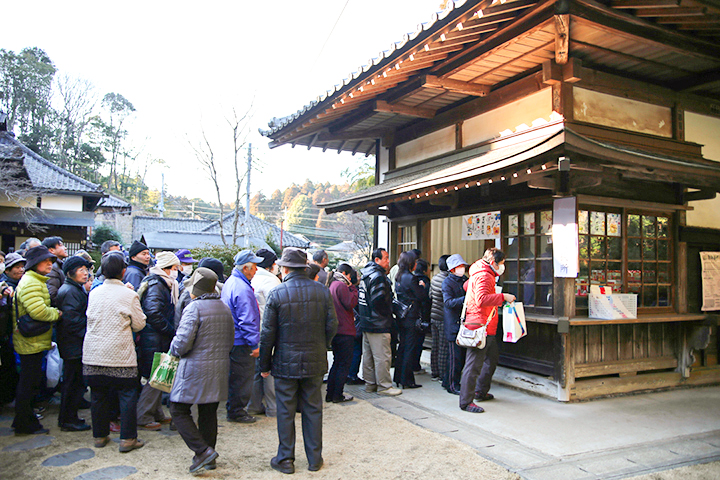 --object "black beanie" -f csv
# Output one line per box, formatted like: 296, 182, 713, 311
198, 257, 225, 282
62, 256, 91, 276
255, 248, 278, 270
128, 240, 148, 258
